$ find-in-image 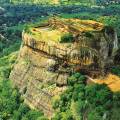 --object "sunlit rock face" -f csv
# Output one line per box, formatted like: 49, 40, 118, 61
10, 46, 67, 117
23, 18, 118, 70
10, 17, 118, 117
